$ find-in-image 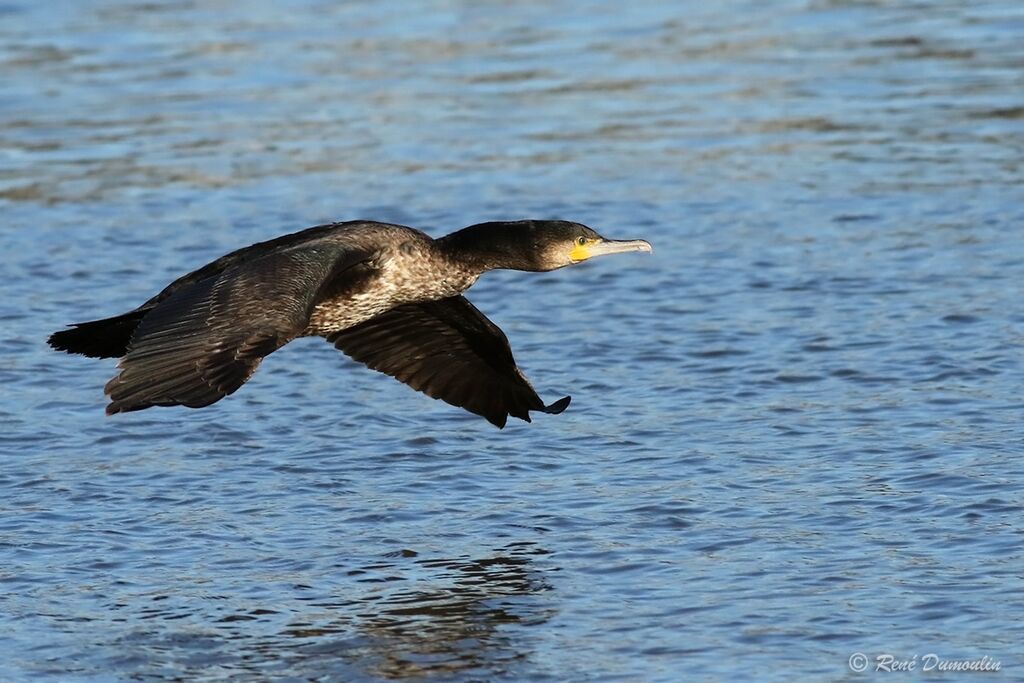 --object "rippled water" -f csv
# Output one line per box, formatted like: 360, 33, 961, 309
3, 1, 1024, 680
